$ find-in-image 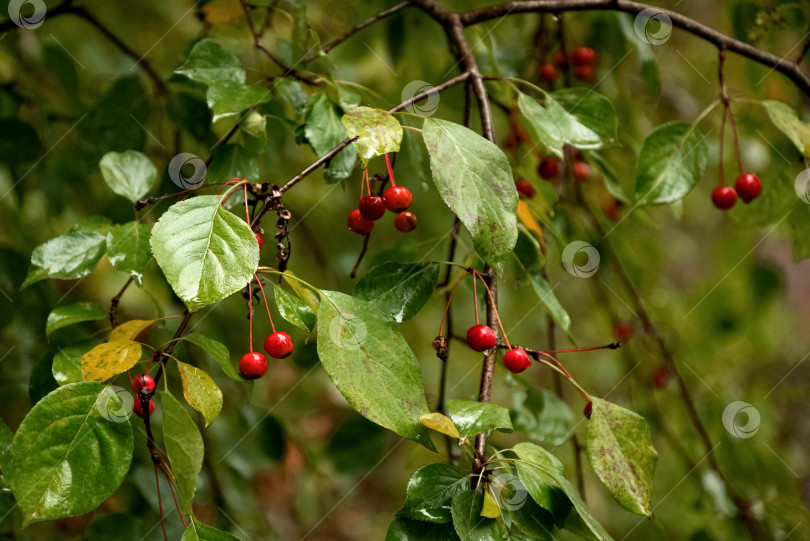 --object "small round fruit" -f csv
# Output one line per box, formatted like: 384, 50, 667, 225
504, 348, 531, 373
583, 401, 593, 420
735, 173, 762, 203
613, 320, 634, 342
133, 398, 156, 418
348, 209, 374, 234
394, 211, 417, 232
515, 178, 536, 199
255, 232, 263, 250
539, 63, 557, 84
712, 186, 737, 210
132, 374, 156, 395
538, 157, 560, 180
651, 367, 669, 389
603, 198, 623, 221
572, 47, 597, 66
359, 195, 386, 220
264, 331, 294, 359
383, 186, 413, 212
239, 352, 268, 380
466, 324, 496, 352
573, 161, 590, 182
574, 64, 594, 82
553, 51, 568, 68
